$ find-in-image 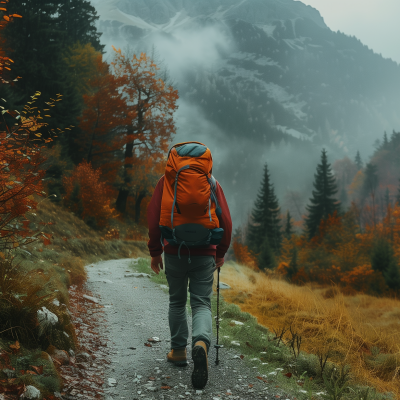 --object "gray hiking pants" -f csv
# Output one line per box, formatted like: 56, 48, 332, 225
164, 254, 216, 354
